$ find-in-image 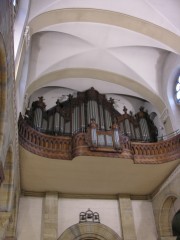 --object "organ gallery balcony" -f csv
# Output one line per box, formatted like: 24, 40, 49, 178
18, 88, 180, 164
